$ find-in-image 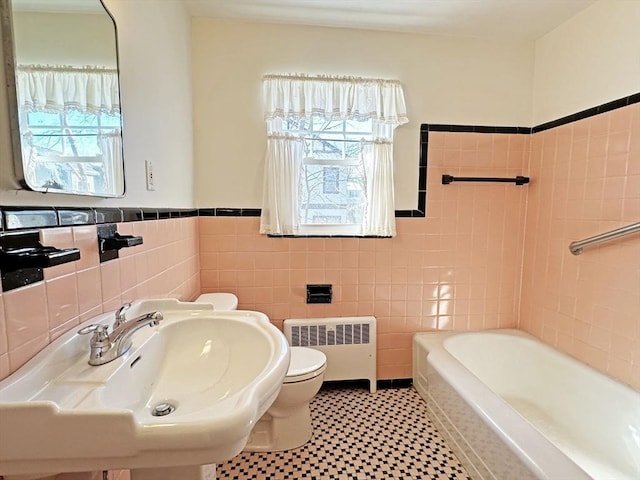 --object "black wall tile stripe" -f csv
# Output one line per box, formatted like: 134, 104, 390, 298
2, 207, 58, 230
531, 92, 640, 133
122, 208, 143, 222
57, 208, 95, 226
1, 92, 637, 229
